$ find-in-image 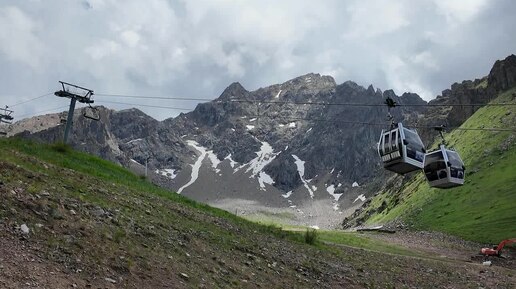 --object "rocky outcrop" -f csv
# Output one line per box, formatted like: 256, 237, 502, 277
488, 54, 516, 92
